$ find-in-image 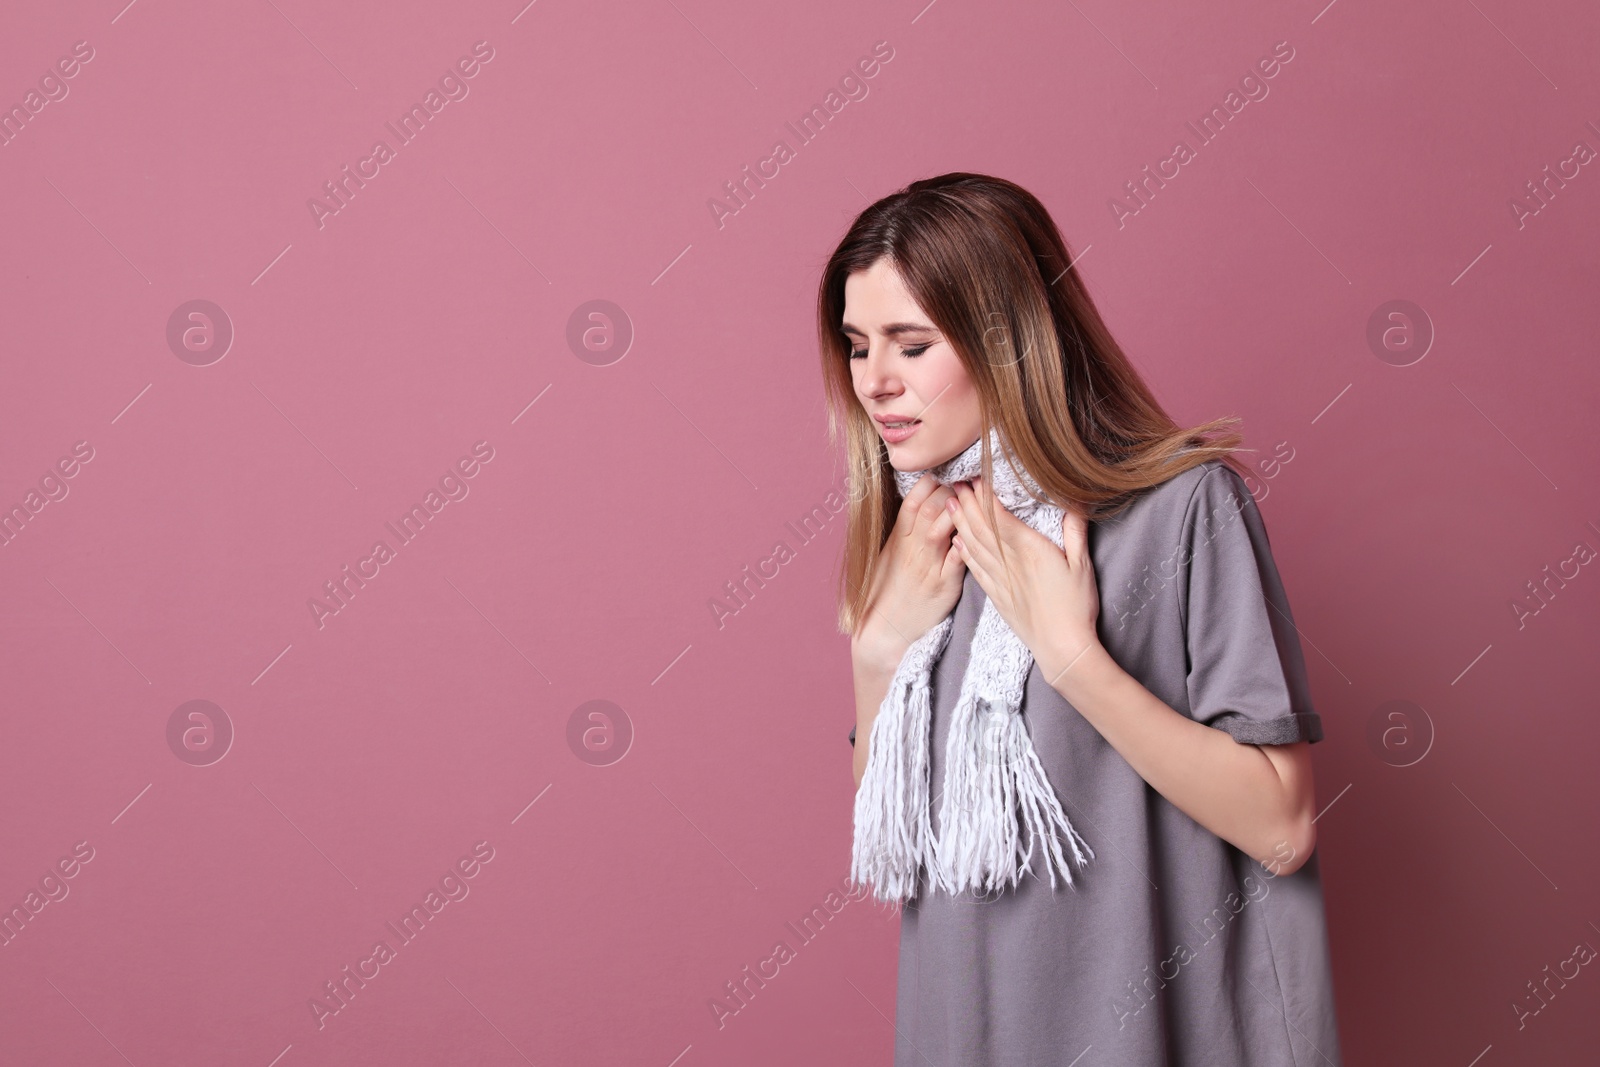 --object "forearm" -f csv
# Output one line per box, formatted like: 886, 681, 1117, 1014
850, 639, 902, 789
1040, 640, 1312, 869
